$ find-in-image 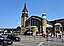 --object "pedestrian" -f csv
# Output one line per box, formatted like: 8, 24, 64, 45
52, 34, 54, 41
